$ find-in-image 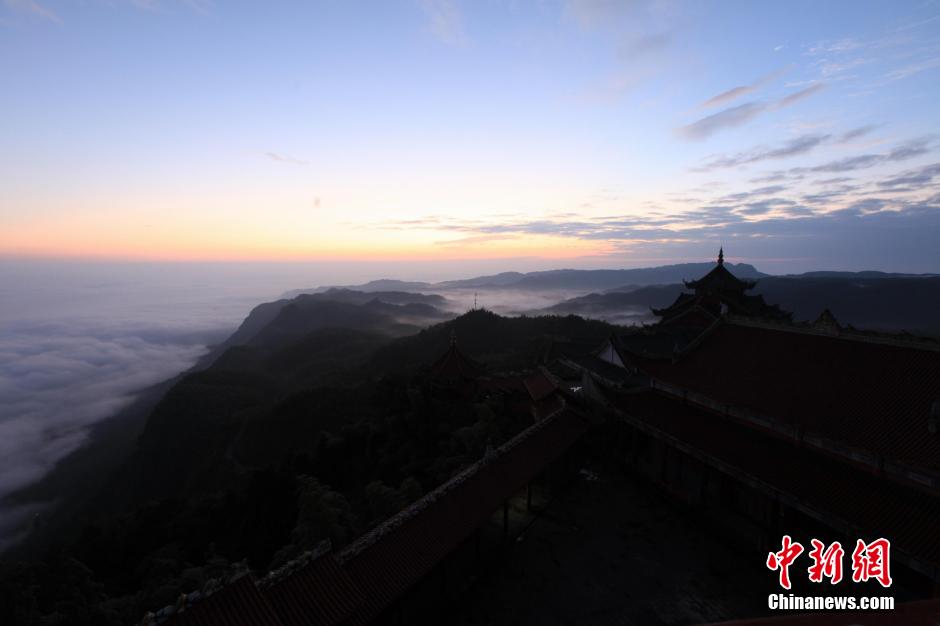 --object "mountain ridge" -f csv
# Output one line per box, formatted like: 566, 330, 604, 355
292, 264, 938, 297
